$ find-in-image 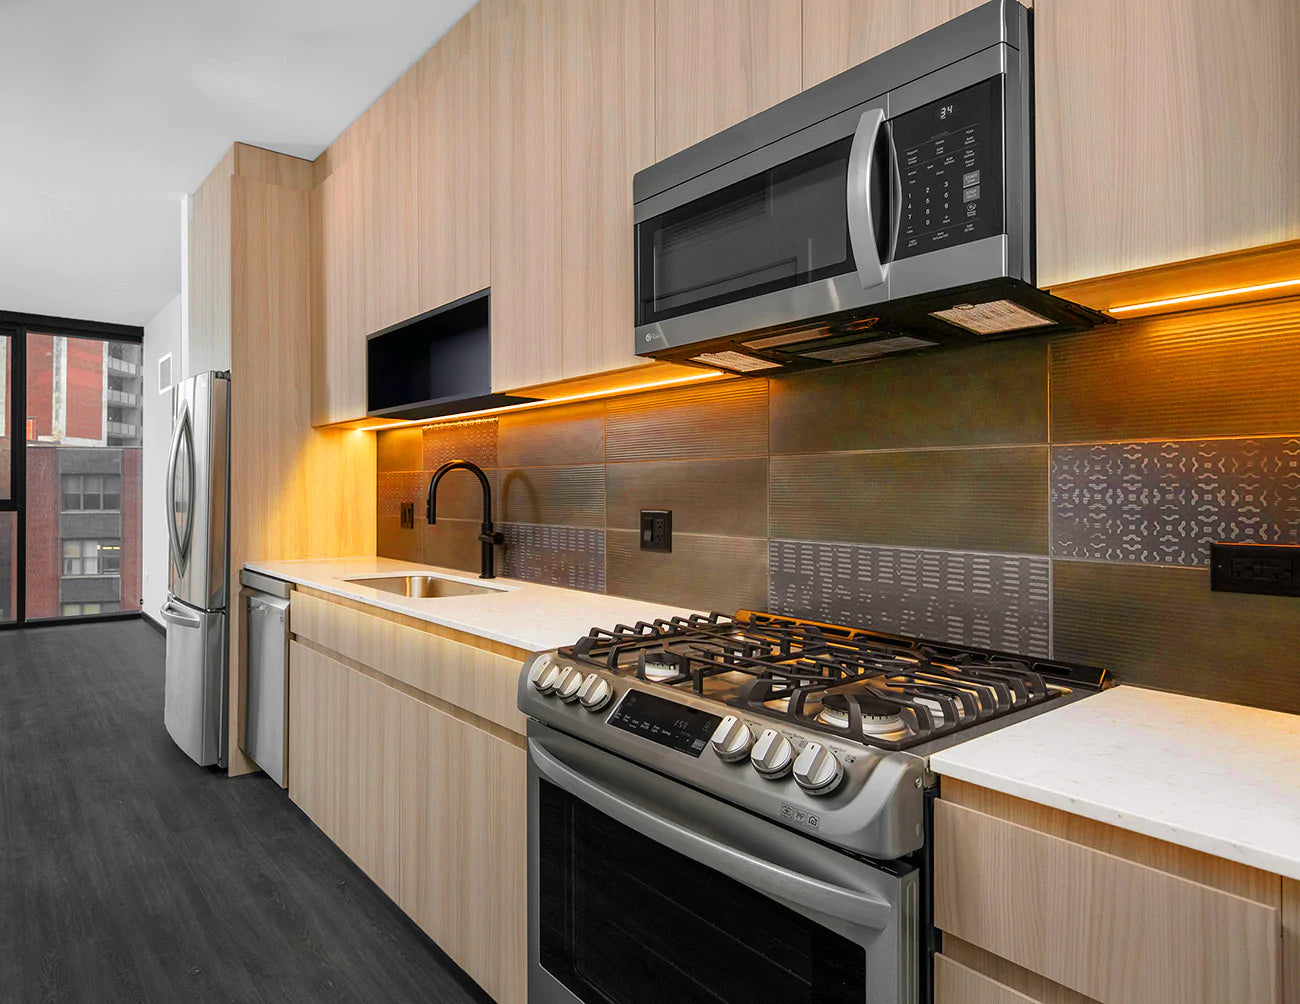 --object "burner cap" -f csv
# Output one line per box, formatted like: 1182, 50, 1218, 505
816, 692, 907, 738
